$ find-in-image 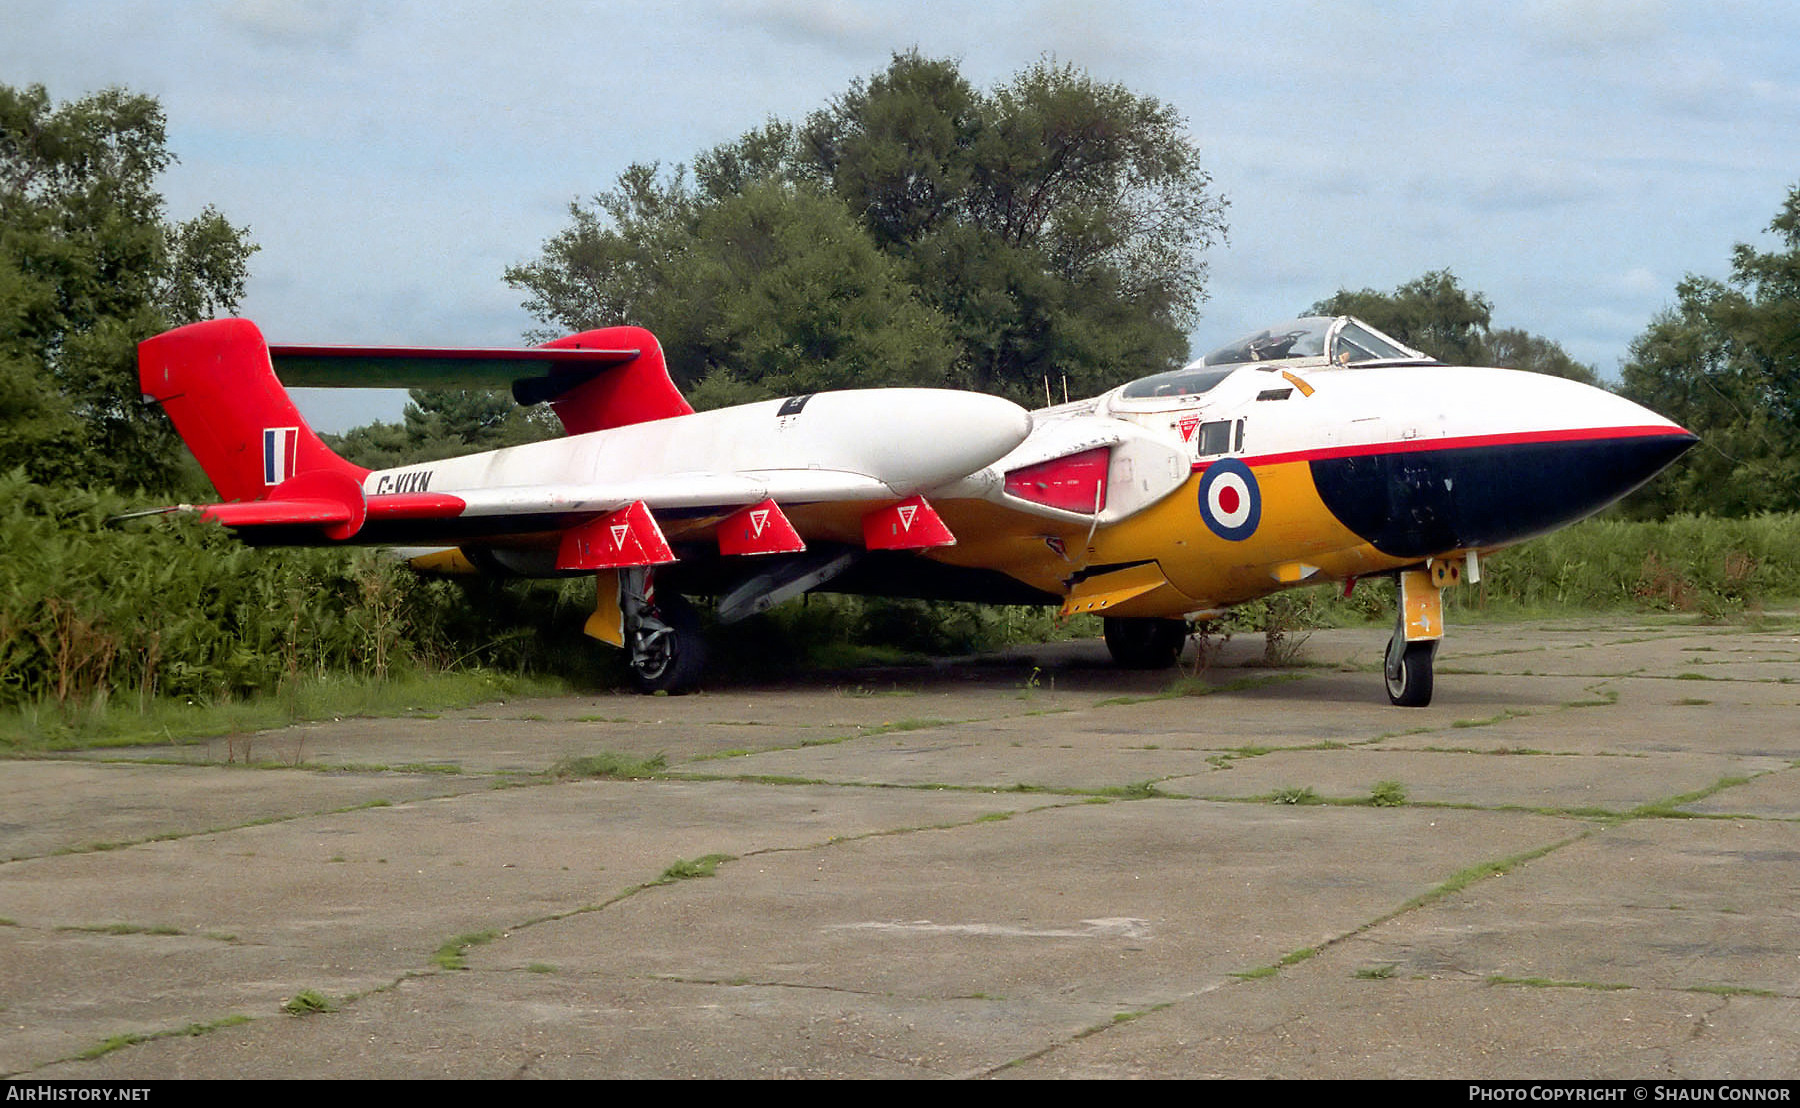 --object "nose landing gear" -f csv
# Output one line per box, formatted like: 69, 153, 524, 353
1384, 632, 1437, 707
1382, 554, 1472, 707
